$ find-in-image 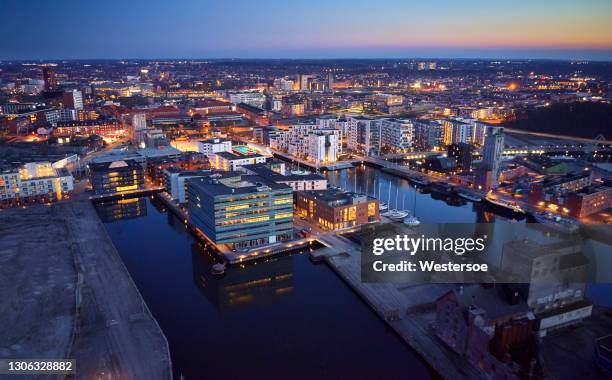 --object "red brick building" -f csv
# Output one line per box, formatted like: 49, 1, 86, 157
295, 189, 379, 231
